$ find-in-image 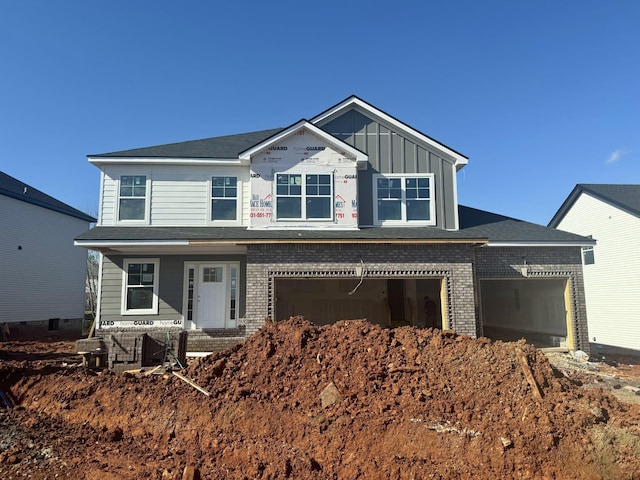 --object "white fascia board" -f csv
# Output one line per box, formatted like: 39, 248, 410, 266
486, 241, 596, 247
88, 157, 248, 167
311, 97, 468, 169
74, 239, 190, 248
238, 120, 368, 168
